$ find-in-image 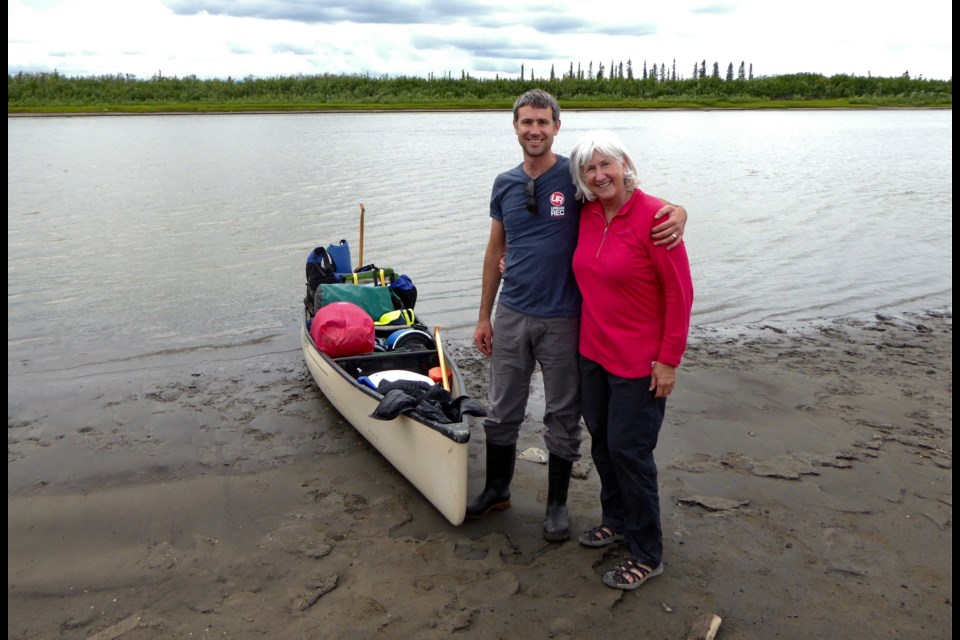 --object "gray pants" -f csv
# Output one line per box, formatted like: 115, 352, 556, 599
484, 305, 582, 461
